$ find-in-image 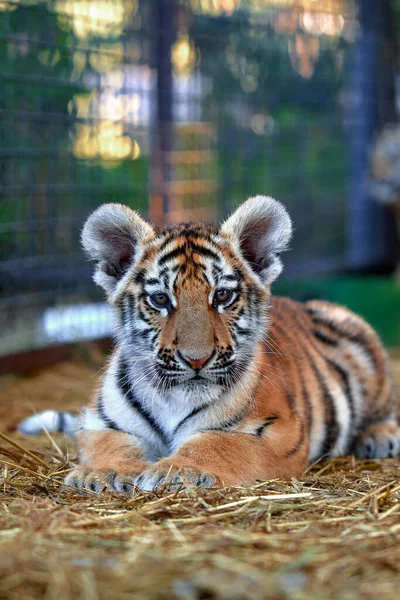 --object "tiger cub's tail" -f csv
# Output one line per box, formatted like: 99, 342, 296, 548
18, 411, 77, 436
